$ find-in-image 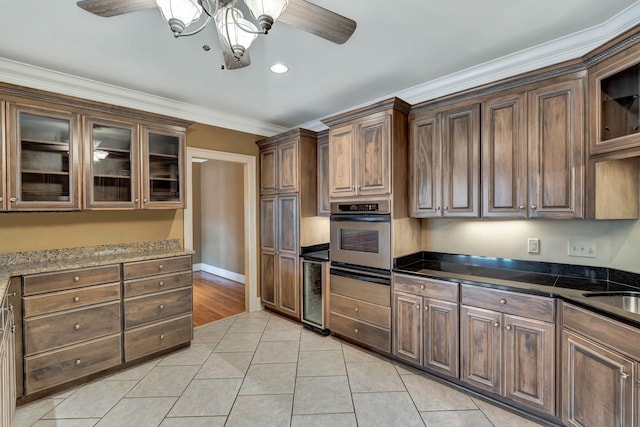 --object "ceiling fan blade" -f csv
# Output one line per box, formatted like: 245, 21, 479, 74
279, 0, 356, 45
76, 0, 157, 17
219, 40, 251, 70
